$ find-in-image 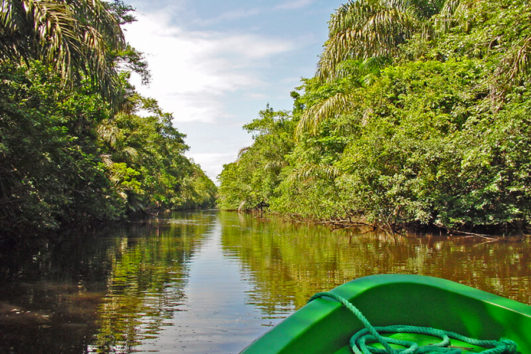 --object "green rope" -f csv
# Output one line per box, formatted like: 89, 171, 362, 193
309, 292, 518, 354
